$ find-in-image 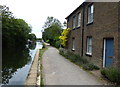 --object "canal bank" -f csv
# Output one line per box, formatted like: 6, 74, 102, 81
25, 45, 47, 86
25, 49, 40, 85
2, 42, 42, 85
